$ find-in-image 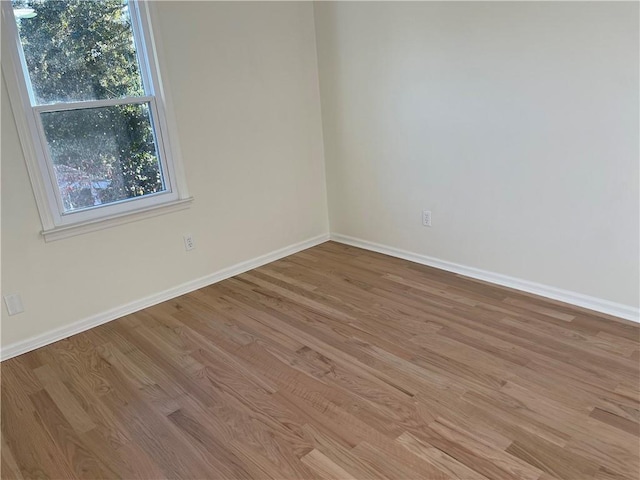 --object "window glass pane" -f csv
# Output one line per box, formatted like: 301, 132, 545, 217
12, 0, 144, 104
40, 103, 165, 213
